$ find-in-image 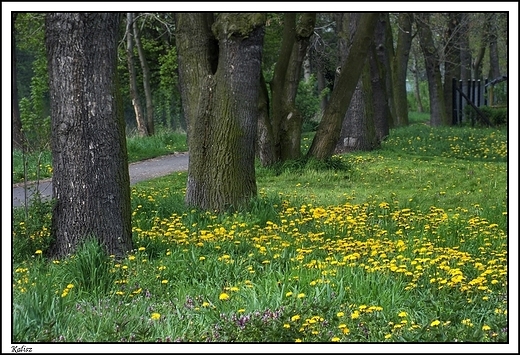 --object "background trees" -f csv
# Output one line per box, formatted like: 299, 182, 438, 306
45, 13, 133, 258
12, 10, 510, 219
